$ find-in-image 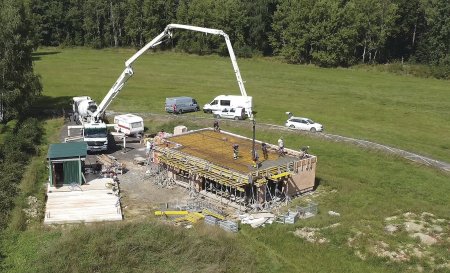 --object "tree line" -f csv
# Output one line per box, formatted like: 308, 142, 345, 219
0, 0, 43, 233
26, 0, 449, 70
